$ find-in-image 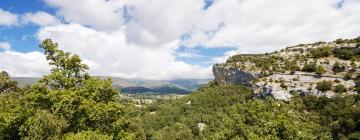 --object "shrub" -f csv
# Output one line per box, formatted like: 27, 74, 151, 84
316, 81, 332, 92
333, 48, 356, 60
302, 63, 317, 72
309, 46, 332, 58
315, 66, 326, 75
344, 73, 352, 80
332, 62, 346, 73
334, 84, 347, 93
